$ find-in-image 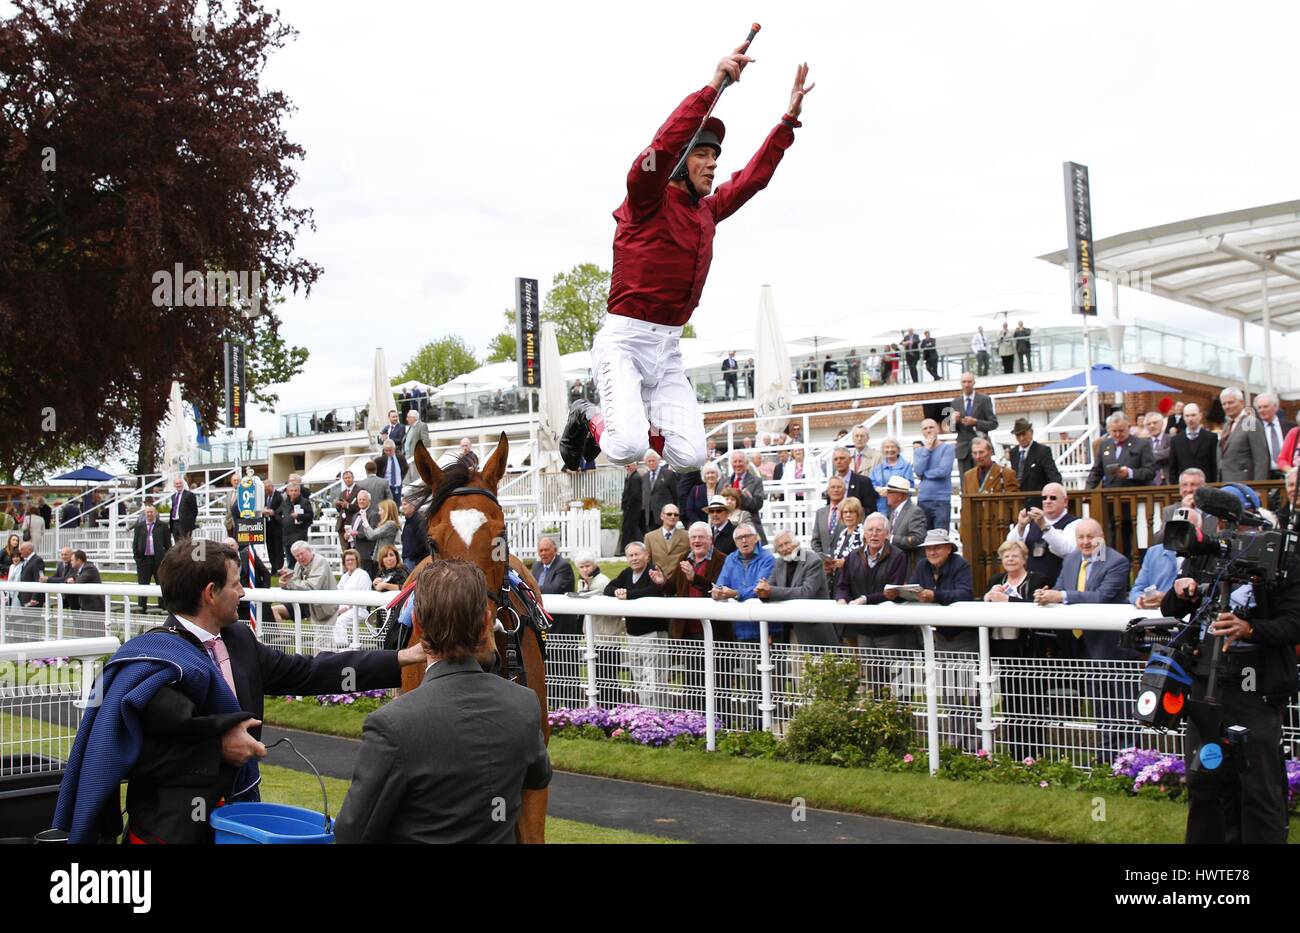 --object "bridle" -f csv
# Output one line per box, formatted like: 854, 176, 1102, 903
424, 484, 521, 635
